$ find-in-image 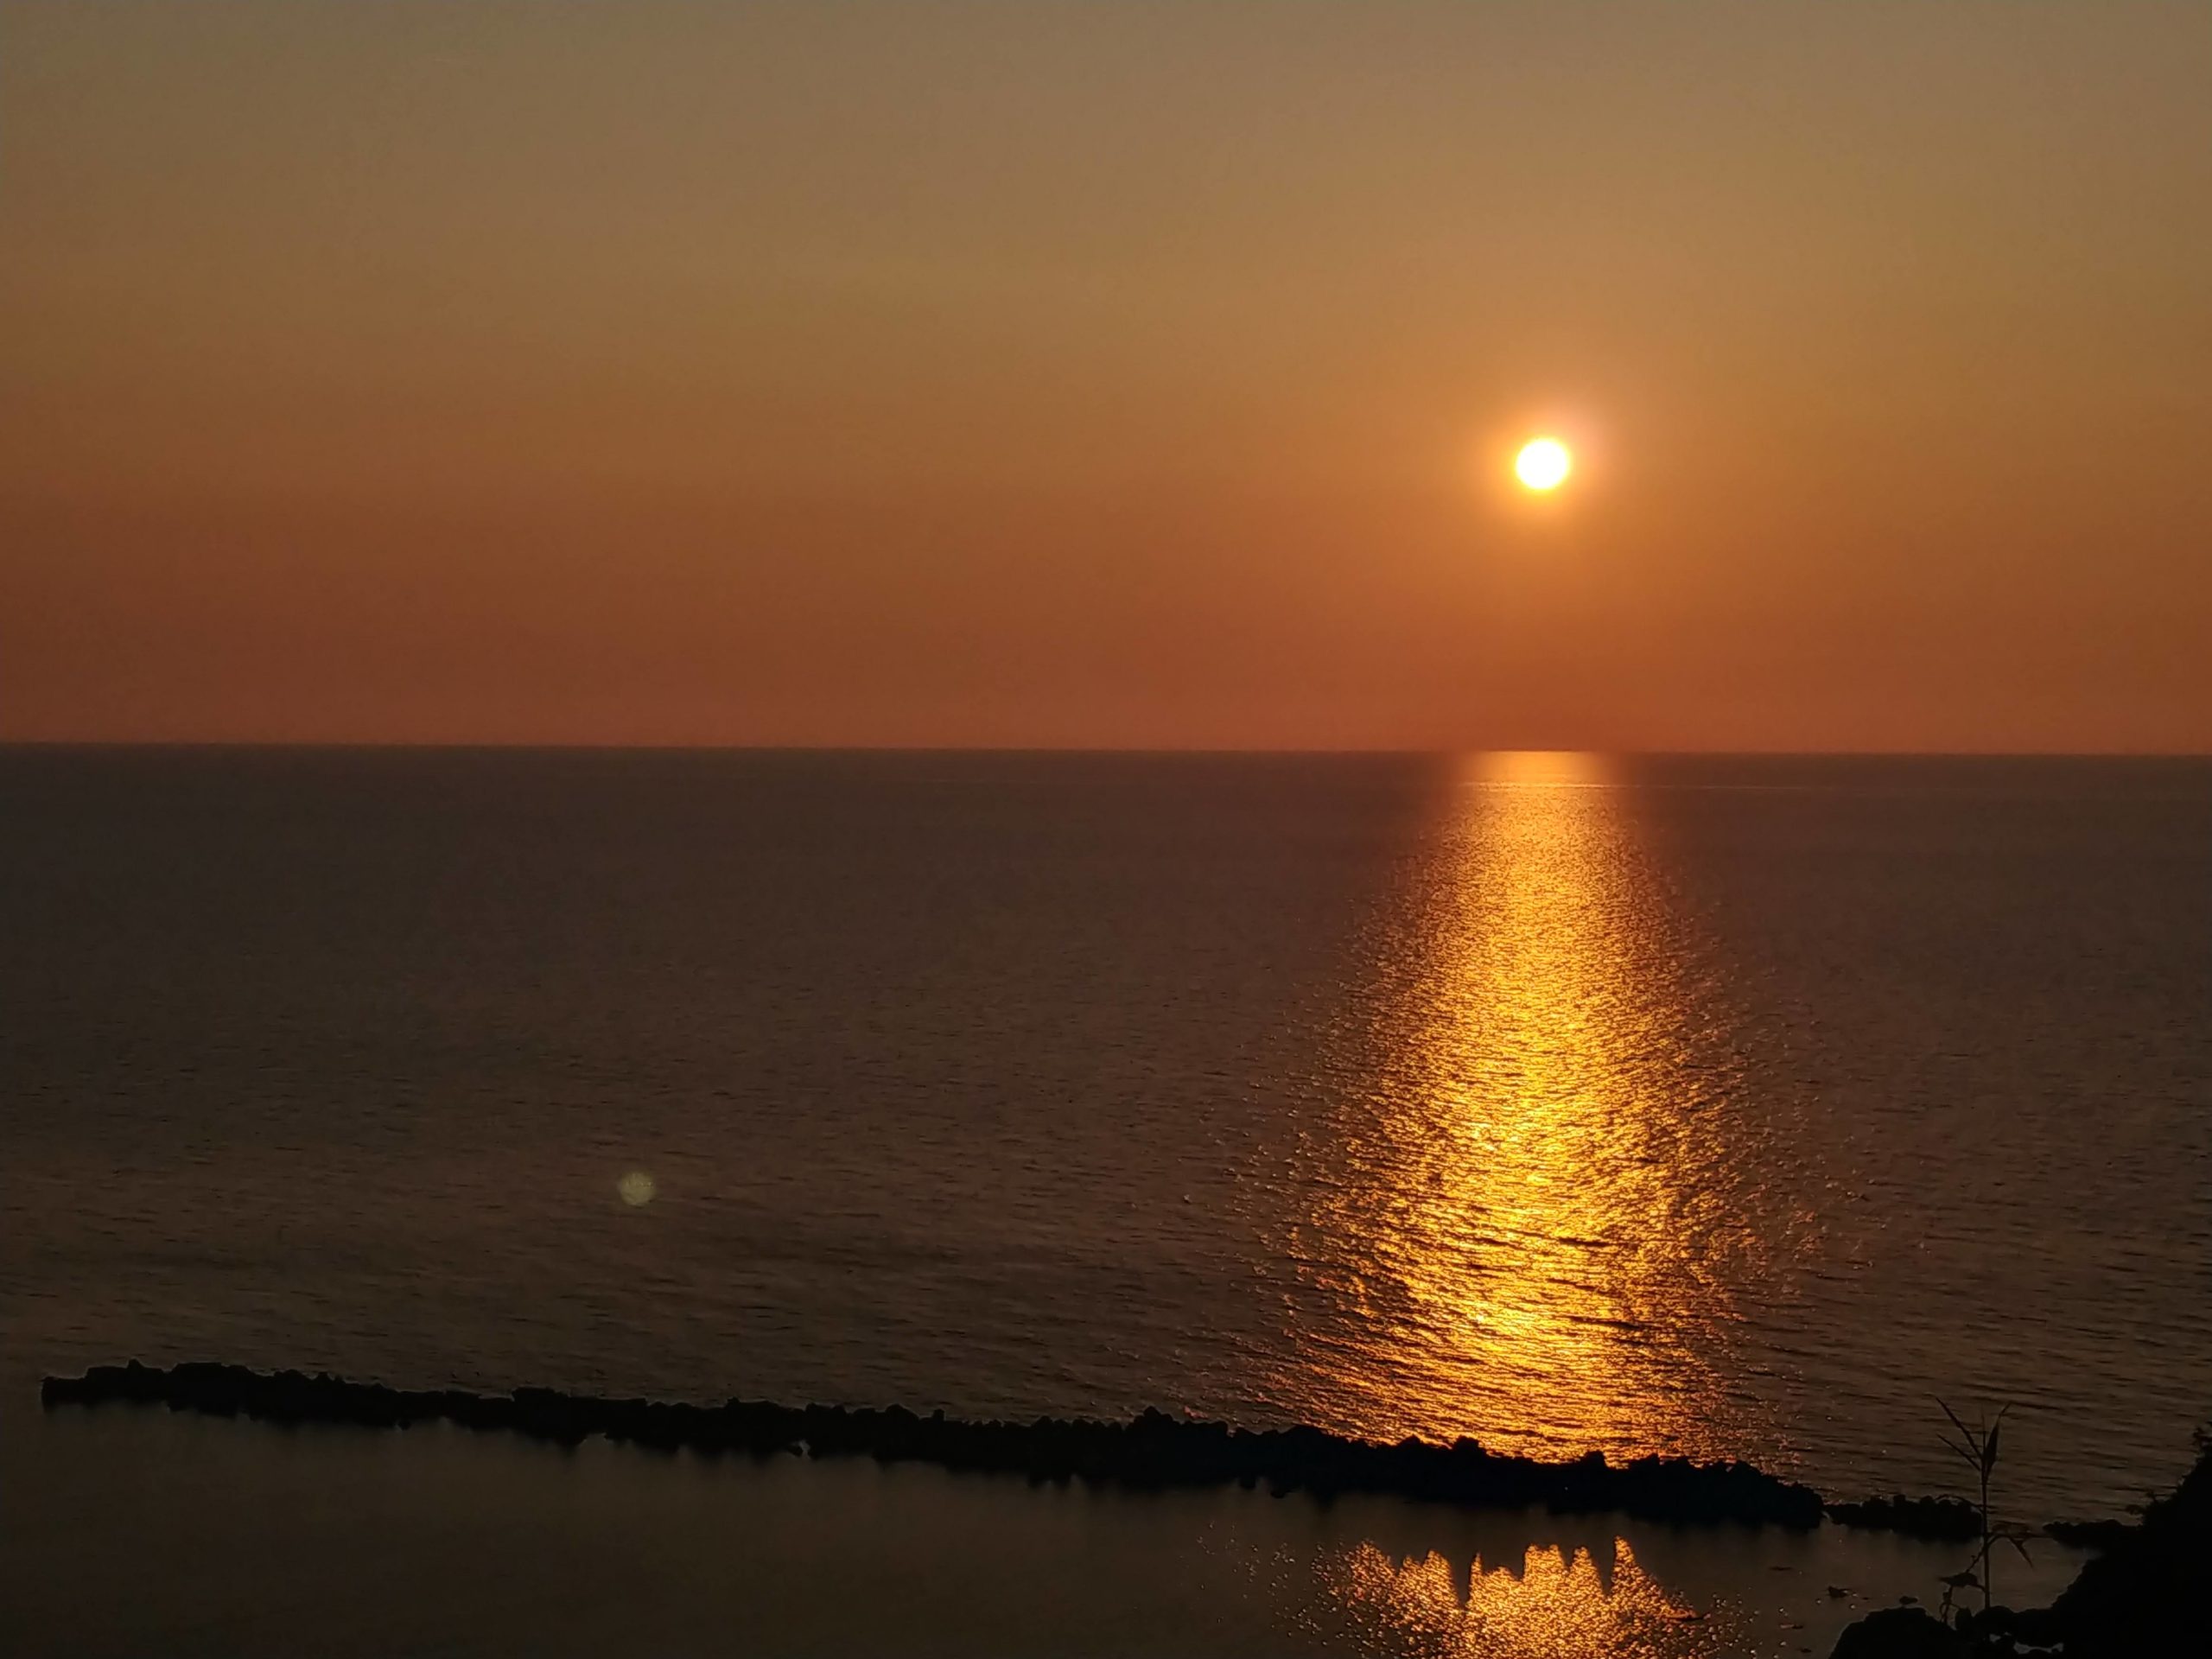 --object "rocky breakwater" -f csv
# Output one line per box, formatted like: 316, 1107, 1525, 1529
44, 1360, 1827, 1529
